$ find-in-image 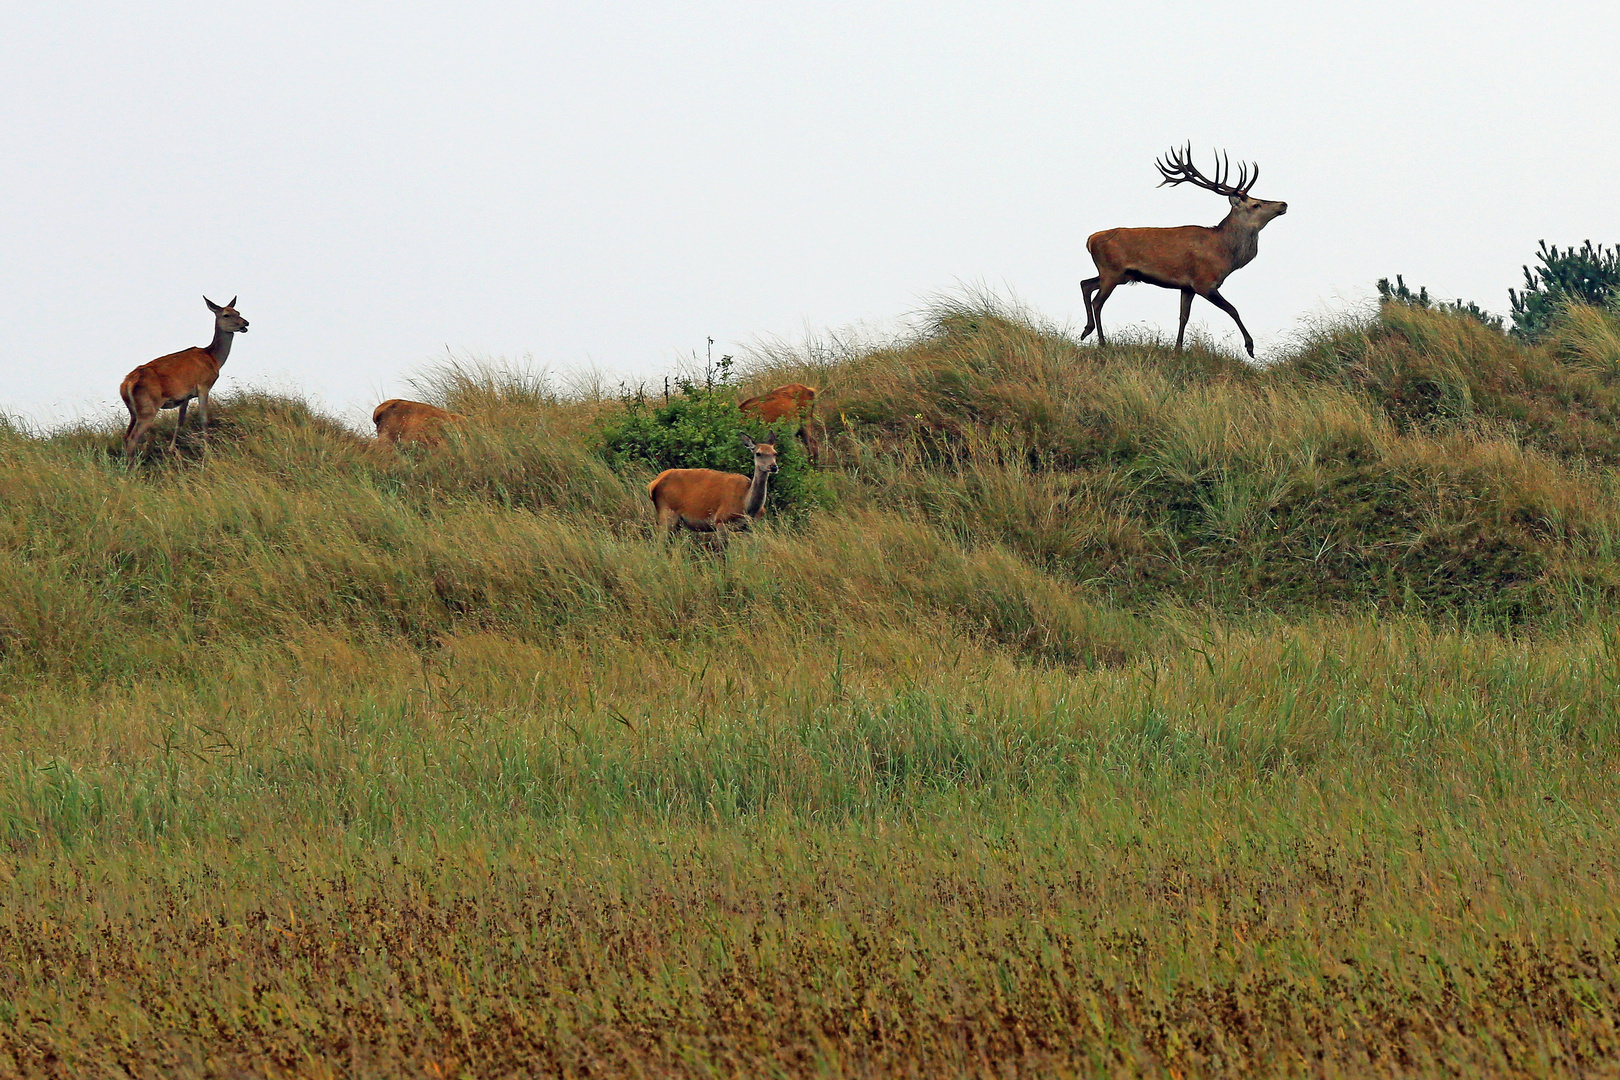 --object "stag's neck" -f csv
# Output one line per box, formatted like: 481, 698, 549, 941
744, 465, 772, 518
206, 325, 235, 368
1215, 212, 1262, 271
